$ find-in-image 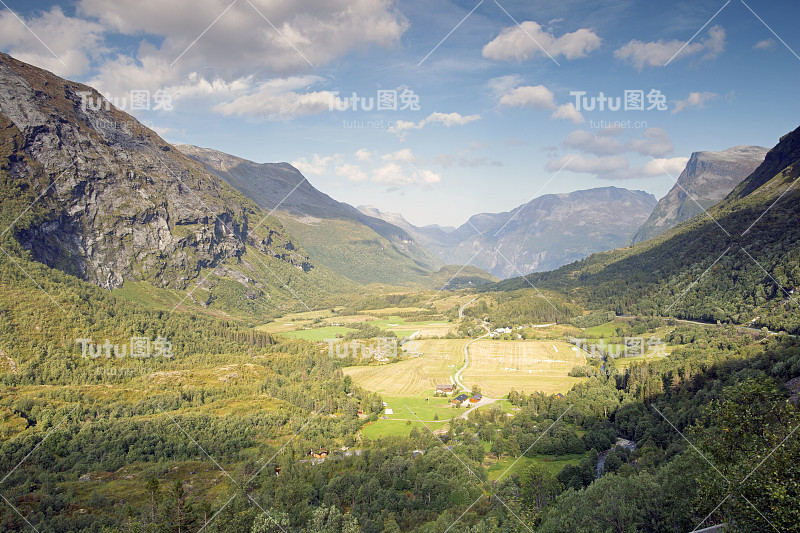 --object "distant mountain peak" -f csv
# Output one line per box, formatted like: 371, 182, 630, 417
632, 145, 769, 244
